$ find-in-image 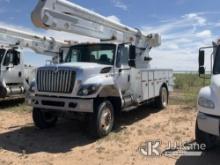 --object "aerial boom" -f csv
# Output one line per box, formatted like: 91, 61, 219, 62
0, 25, 68, 56
32, 0, 161, 49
